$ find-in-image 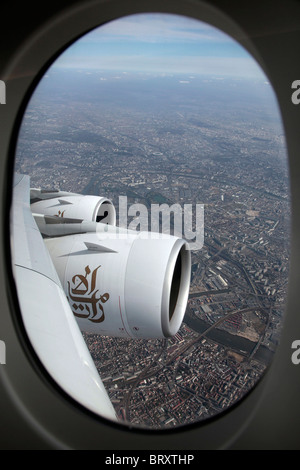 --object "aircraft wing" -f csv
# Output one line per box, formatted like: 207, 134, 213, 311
10, 174, 117, 421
